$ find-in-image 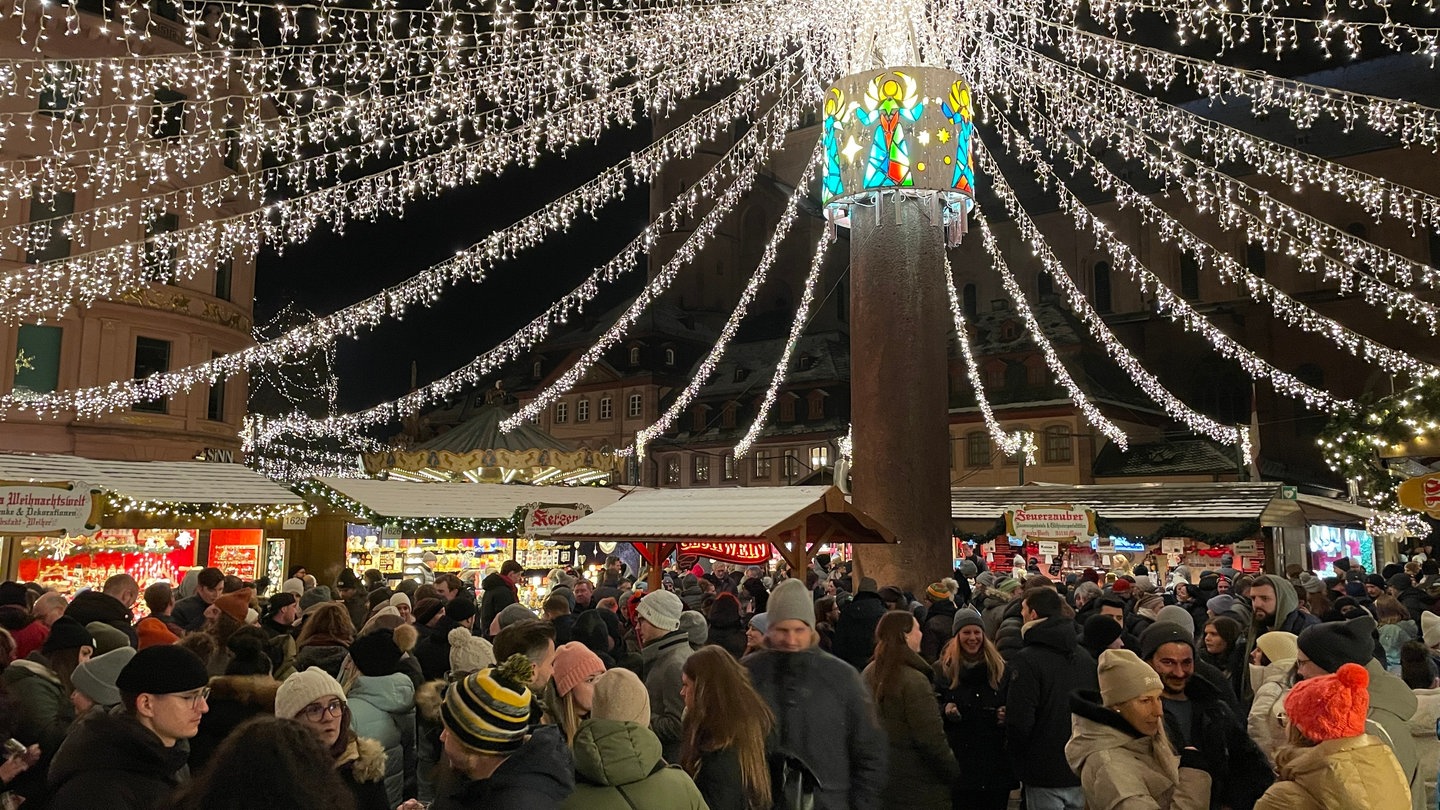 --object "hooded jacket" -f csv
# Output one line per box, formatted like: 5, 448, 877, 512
639, 628, 693, 763
348, 671, 417, 808
435, 724, 575, 810
1160, 668, 1273, 809
47, 708, 192, 810
744, 646, 888, 810
1244, 575, 1320, 687
337, 733, 391, 810
189, 674, 278, 771
1002, 614, 1098, 787
919, 599, 957, 664
863, 650, 960, 809
993, 598, 1028, 661
294, 639, 349, 678
558, 719, 707, 810
1245, 655, 1295, 764
1066, 690, 1211, 810
64, 590, 138, 646
1, 654, 74, 757
832, 591, 887, 670
479, 573, 518, 636
1253, 734, 1411, 810
1363, 658, 1424, 810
